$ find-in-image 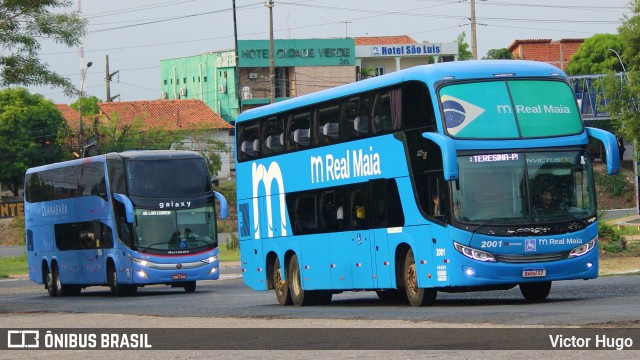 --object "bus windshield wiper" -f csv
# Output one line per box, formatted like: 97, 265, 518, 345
471, 217, 515, 234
